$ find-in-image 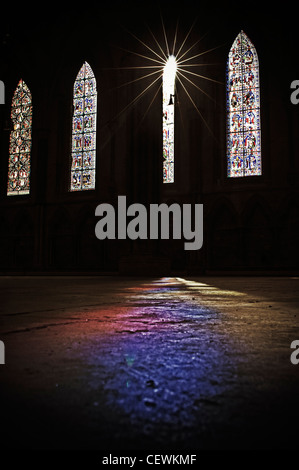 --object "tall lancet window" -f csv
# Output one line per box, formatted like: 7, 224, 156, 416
227, 31, 261, 177
163, 55, 177, 184
71, 62, 97, 191
7, 79, 32, 196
